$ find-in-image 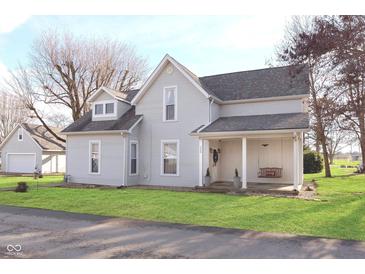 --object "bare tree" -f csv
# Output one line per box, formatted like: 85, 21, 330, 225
276, 16, 337, 177
309, 16, 365, 170
46, 112, 72, 129
6, 29, 148, 140
0, 90, 30, 142
6, 66, 66, 142
326, 124, 351, 164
